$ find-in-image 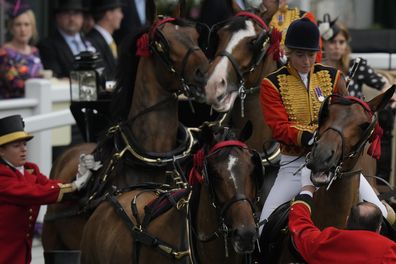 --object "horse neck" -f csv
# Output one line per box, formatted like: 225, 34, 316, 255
128, 59, 180, 152
229, 55, 276, 151
194, 185, 244, 263
312, 160, 361, 230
